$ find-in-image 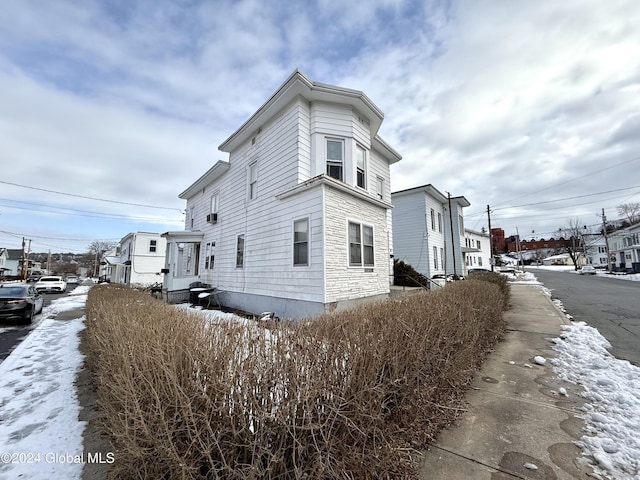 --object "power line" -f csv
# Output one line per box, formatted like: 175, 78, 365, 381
491, 185, 640, 211
0, 180, 183, 212
490, 155, 640, 209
